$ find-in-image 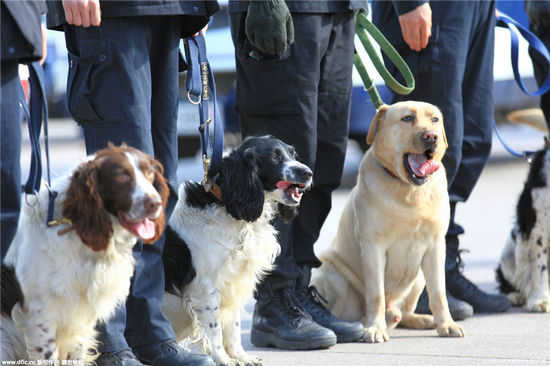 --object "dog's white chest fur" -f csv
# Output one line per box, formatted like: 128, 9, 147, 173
166, 195, 280, 340
2, 182, 135, 362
